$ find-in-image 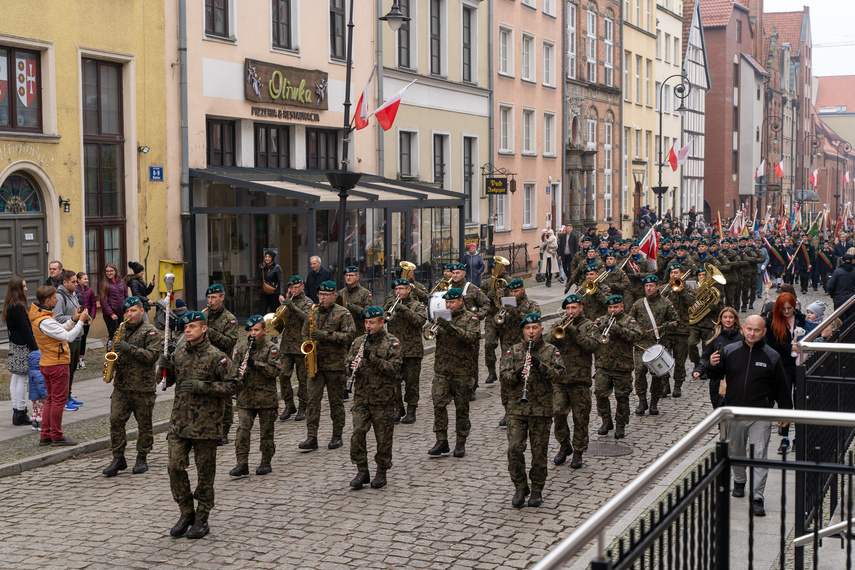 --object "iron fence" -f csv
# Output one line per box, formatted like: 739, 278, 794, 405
492, 242, 530, 276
